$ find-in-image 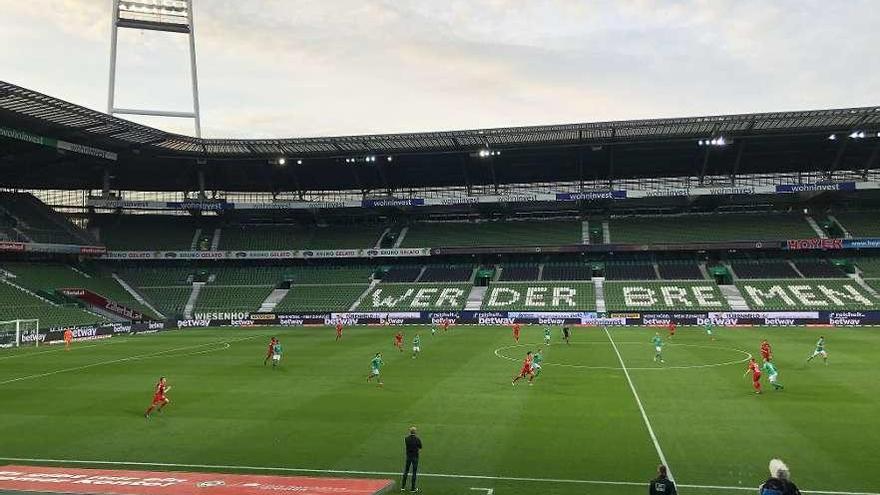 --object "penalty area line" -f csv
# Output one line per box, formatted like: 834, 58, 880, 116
0, 458, 876, 495
0, 334, 262, 387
